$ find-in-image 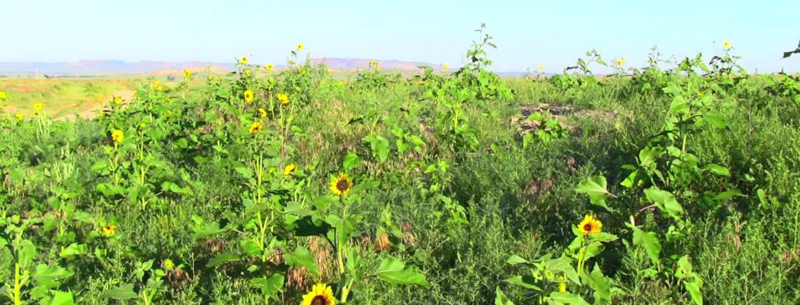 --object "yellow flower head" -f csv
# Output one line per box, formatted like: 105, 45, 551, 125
249, 121, 263, 134
164, 259, 175, 271
245, 69, 253, 77
297, 43, 304, 51
559, 280, 567, 292
329, 173, 353, 196
167, 110, 172, 117
111, 129, 124, 144
258, 108, 267, 118
241, 57, 249, 65
283, 163, 298, 177
578, 214, 602, 235
98, 110, 105, 117
615, 59, 624, 66
15, 113, 24, 121
698, 91, 705, 98
101, 224, 117, 237
244, 89, 255, 103
33, 102, 44, 114
139, 122, 146, 129
339, 81, 345, 86
376, 64, 381, 71
156, 85, 163, 92
723, 40, 731, 49
277, 93, 290, 105
369, 60, 377, 67
442, 64, 449, 70
113, 96, 123, 105
184, 69, 192, 78
209, 75, 216, 81
0, 91, 6, 100
300, 69, 307, 75
266, 64, 274, 71
151, 80, 160, 88
538, 65, 544, 73
301, 283, 336, 305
